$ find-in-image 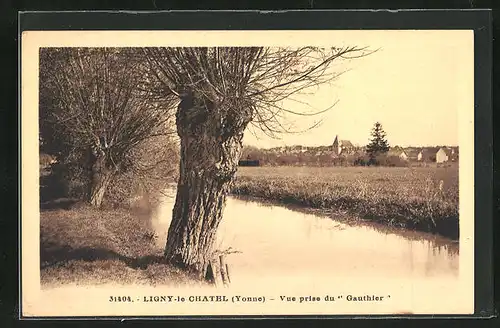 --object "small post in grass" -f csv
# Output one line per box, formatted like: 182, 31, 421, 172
219, 255, 230, 287
225, 263, 231, 284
